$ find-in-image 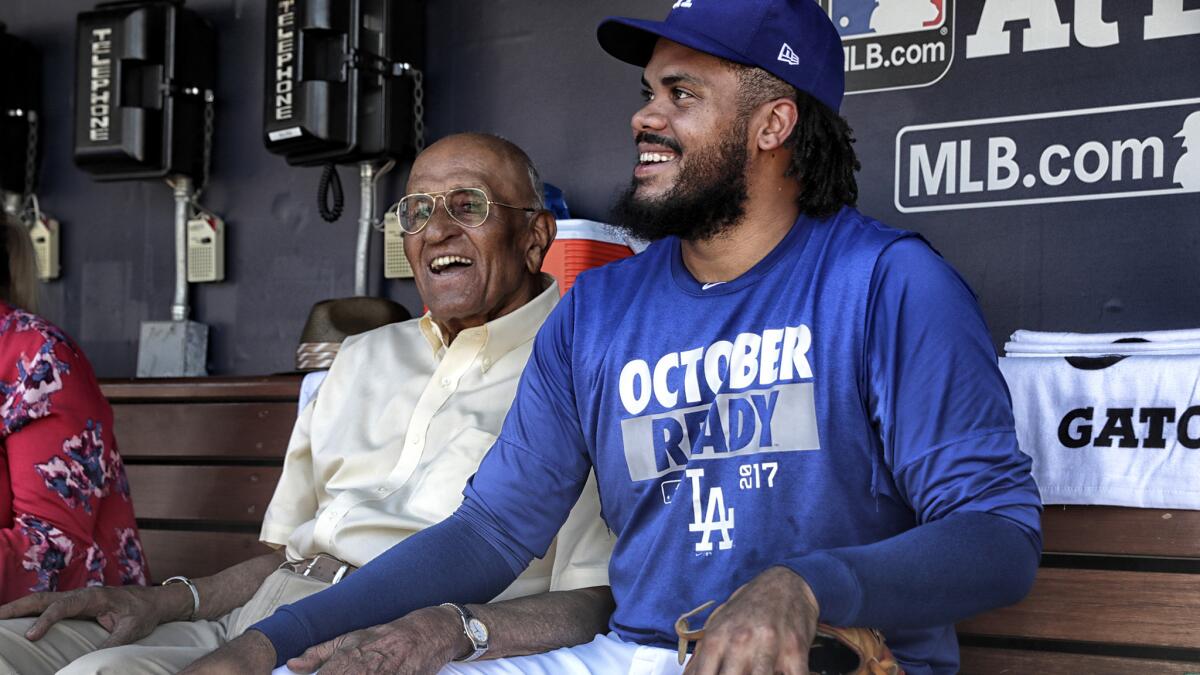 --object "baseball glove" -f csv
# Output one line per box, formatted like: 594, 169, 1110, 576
675, 601, 904, 675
